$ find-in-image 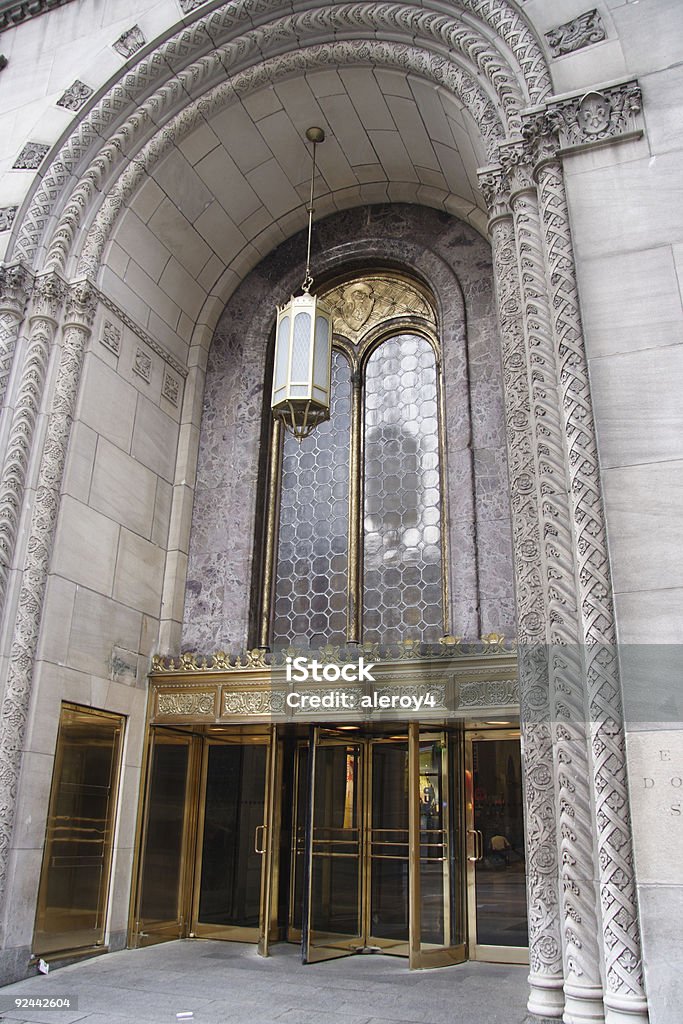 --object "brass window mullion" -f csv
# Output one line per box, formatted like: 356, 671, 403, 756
259, 419, 283, 650
347, 366, 363, 644
436, 356, 451, 638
